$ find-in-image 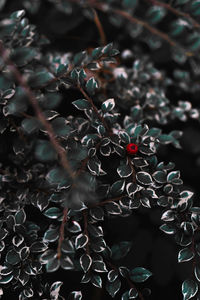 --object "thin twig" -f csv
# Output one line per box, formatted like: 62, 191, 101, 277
0, 41, 75, 179
78, 86, 112, 135
92, 8, 107, 45
57, 208, 68, 259
145, 0, 200, 29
